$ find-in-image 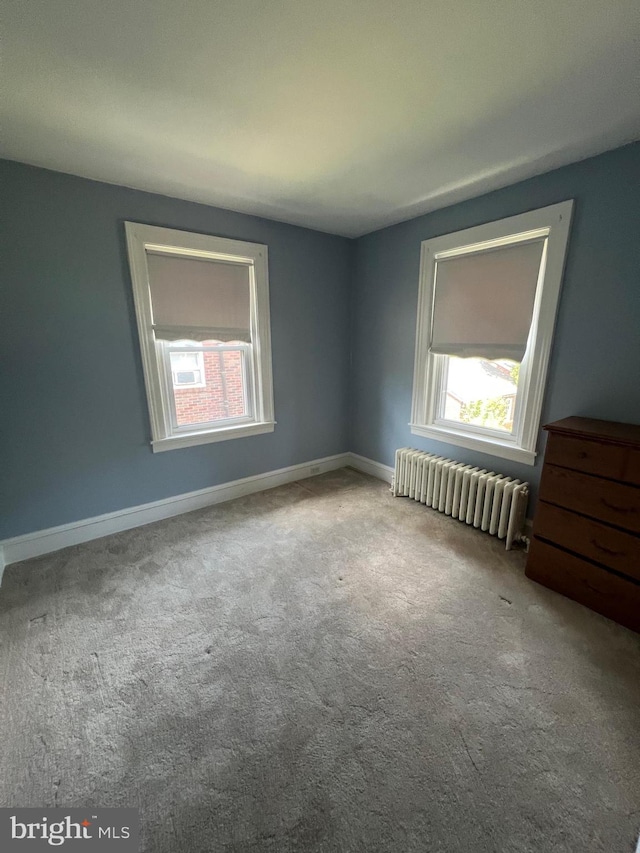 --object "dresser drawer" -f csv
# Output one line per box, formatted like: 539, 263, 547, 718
525, 538, 640, 633
539, 465, 640, 533
544, 434, 640, 485
533, 502, 640, 582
